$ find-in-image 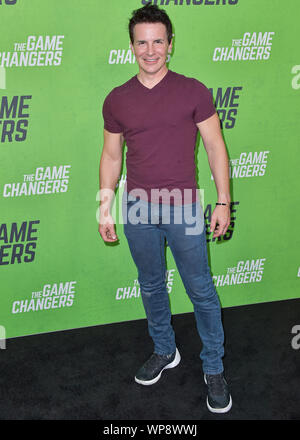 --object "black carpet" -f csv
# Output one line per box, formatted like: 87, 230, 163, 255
0, 298, 299, 421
